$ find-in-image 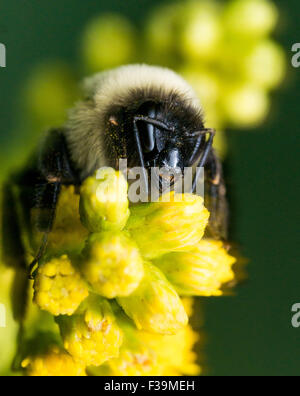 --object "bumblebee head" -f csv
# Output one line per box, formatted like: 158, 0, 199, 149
65, 64, 214, 186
